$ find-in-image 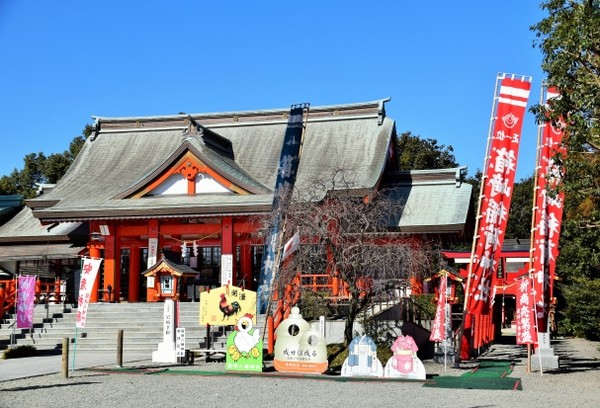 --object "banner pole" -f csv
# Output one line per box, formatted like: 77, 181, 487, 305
529, 83, 548, 376
455, 73, 503, 367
